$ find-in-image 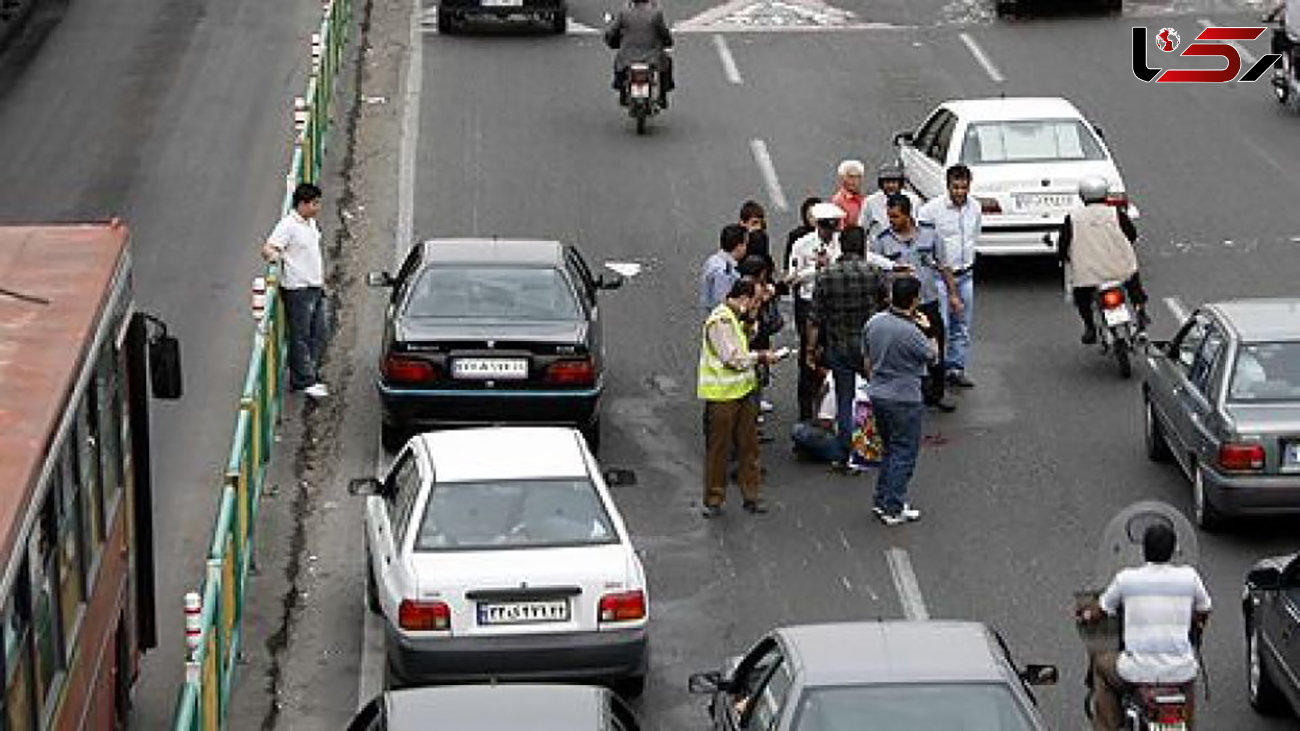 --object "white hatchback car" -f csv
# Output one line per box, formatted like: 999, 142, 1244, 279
357, 426, 649, 695
894, 97, 1137, 256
